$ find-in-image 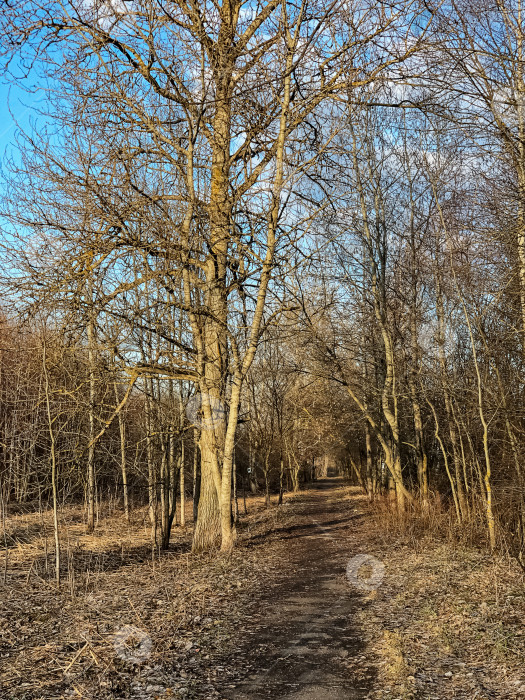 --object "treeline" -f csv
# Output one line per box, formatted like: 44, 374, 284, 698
0, 0, 524, 561
0, 320, 331, 543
